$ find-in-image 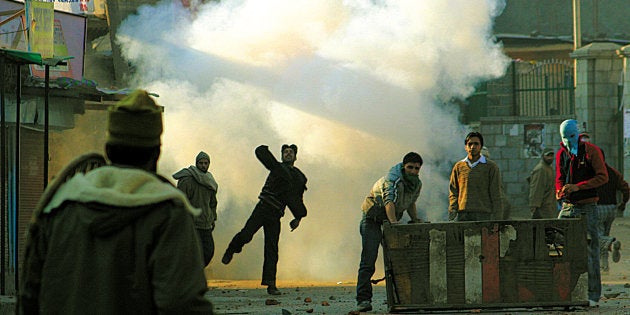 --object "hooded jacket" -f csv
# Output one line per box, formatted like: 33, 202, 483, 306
361, 163, 422, 222
19, 166, 213, 314
528, 158, 557, 218
556, 141, 608, 204
173, 166, 219, 229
